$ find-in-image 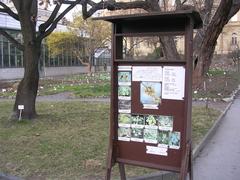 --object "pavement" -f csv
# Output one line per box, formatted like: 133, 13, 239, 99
193, 93, 240, 180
